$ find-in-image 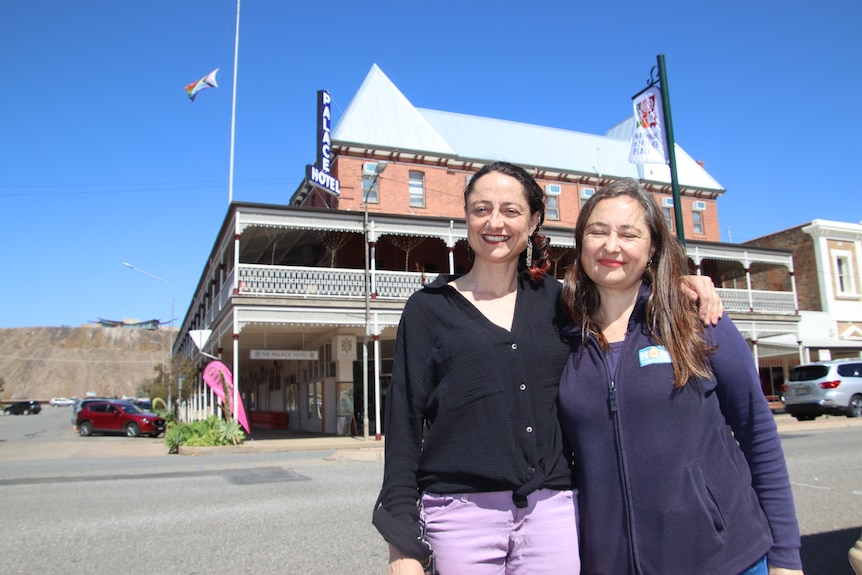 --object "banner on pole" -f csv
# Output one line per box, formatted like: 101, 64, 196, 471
202, 360, 250, 433
629, 86, 668, 165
